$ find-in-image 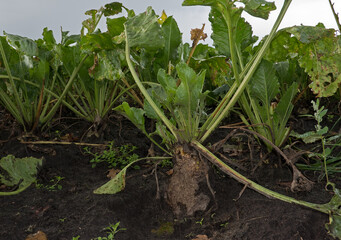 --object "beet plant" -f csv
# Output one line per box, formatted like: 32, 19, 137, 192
88, 0, 341, 237
49, 3, 142, 135
0, 30, 88, 132
97, 0, 293, 210
0, 2, 140, 133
